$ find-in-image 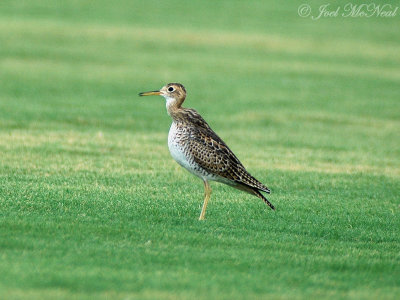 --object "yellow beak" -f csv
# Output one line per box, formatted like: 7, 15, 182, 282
138, 90, 161, 96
